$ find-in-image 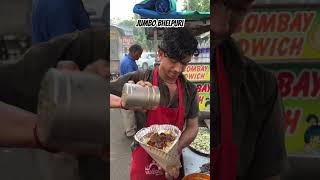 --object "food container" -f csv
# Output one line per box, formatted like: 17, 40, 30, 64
134, 124, 182, 171
182, 173, 210, 180
189, 127, 210, 156
121, 82, 160, 110
37, 68, 107, 152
